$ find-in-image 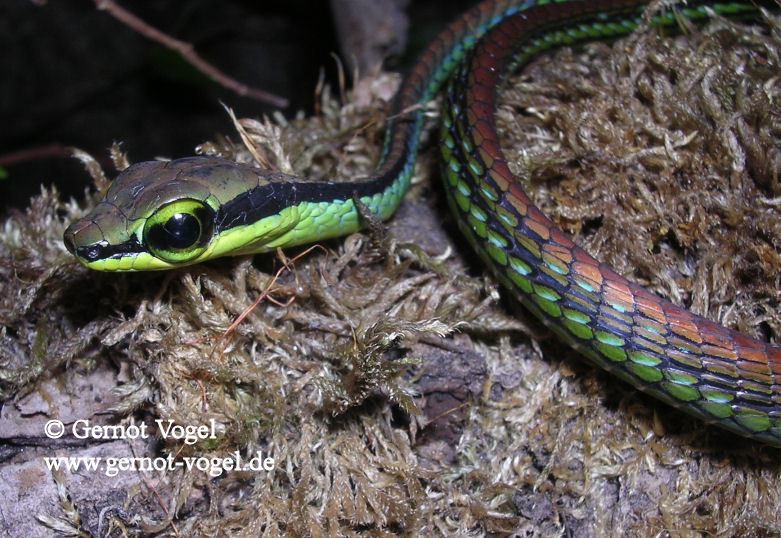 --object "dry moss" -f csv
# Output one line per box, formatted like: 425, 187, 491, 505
499, 8, 781, 339
1, 4, 780, 537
